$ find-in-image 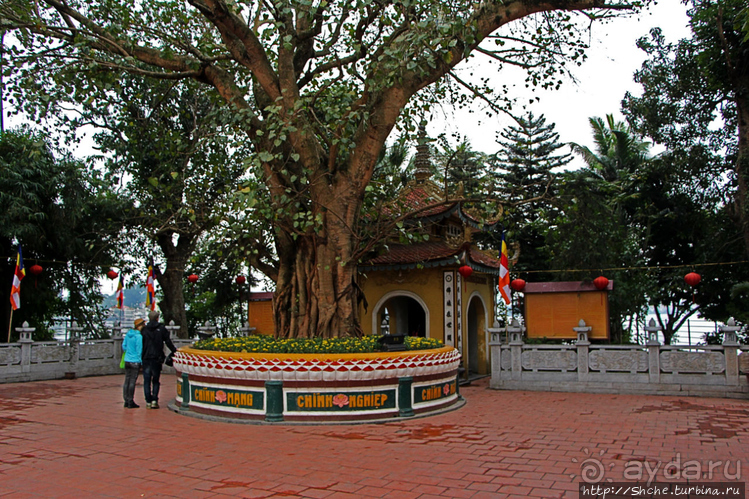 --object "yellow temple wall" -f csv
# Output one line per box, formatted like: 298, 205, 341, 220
358, 268, 446, 340
358, 266, 497, 367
